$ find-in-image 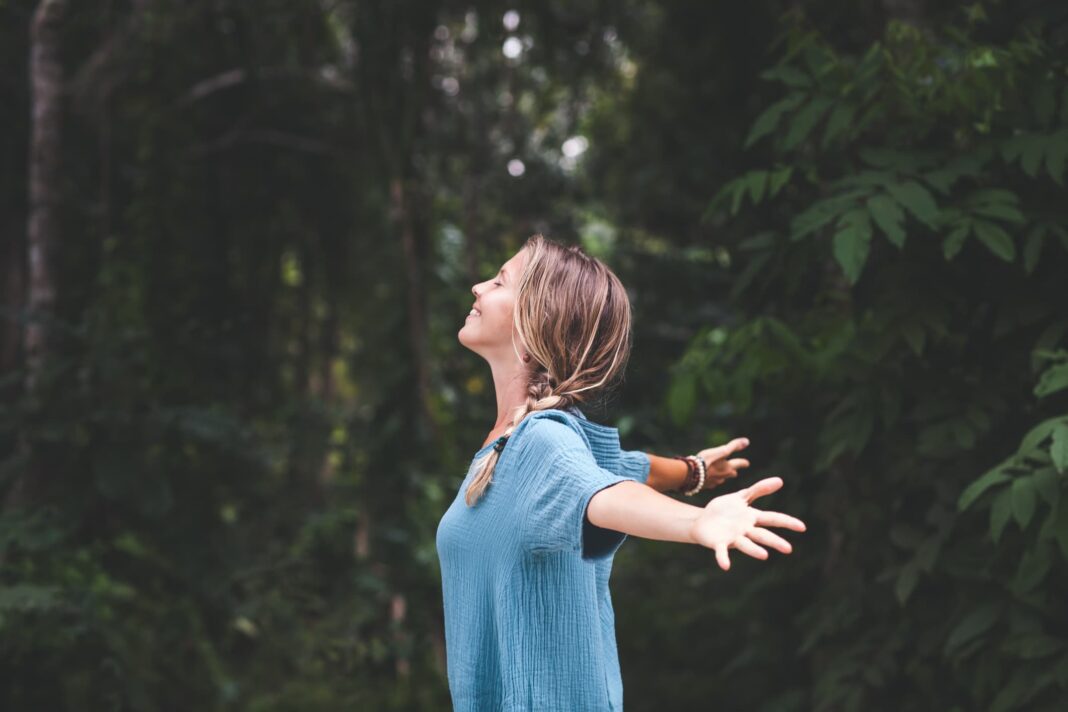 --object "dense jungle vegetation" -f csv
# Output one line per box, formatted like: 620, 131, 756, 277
1, 1, 1067, 709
